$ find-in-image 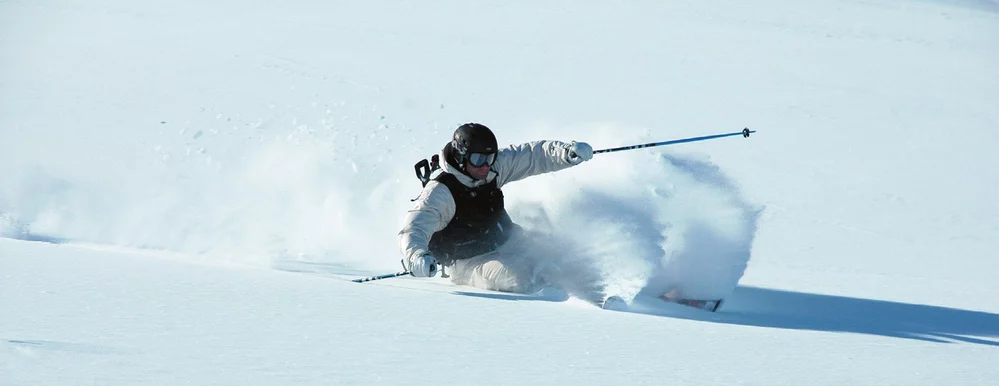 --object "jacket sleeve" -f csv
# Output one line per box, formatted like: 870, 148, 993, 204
397, 180, 456, 263
493, 140, 579, 188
